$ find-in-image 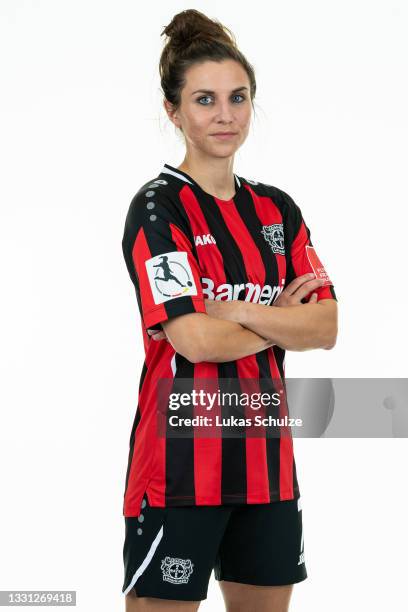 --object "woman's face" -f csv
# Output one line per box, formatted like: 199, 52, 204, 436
166, 59, 252, 159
